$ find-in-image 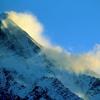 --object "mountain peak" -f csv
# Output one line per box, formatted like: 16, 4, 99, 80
0, 12, 8, 21
0, 12, 41, 58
